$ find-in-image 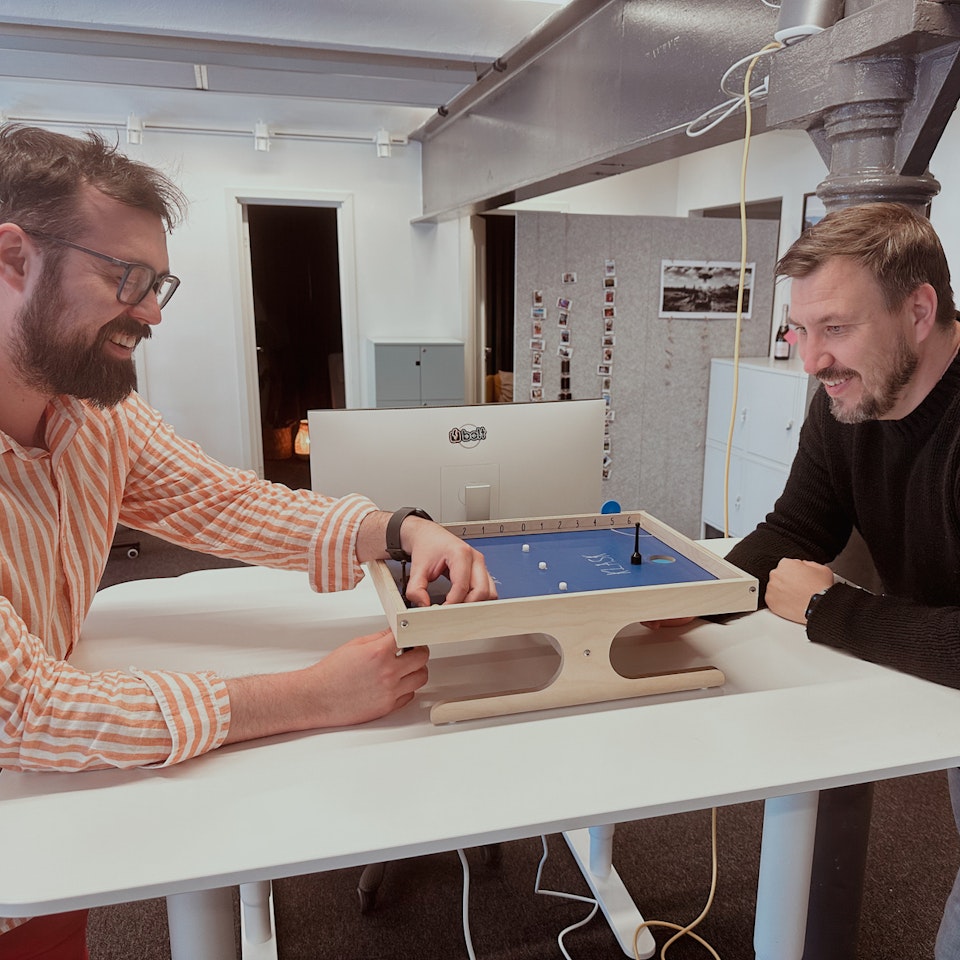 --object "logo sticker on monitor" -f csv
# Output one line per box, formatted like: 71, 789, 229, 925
449, 425, 487, 448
